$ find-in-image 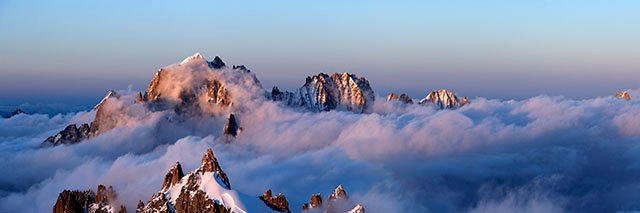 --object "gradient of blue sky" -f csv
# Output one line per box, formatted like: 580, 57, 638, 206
1, 0, 639, 106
